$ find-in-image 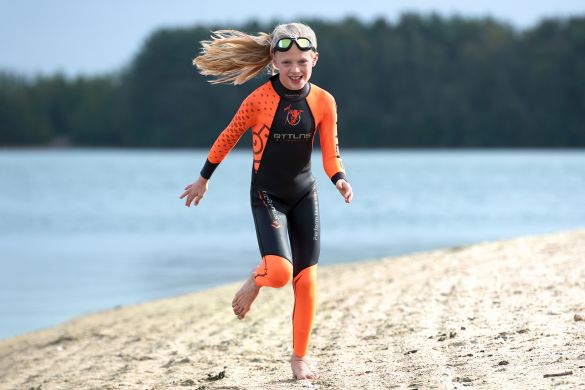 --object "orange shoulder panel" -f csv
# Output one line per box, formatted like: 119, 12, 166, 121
207, 81, 275, 165
306, 84, 345, 180
250, 83, 279, 173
